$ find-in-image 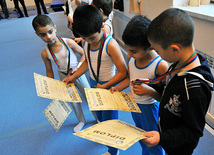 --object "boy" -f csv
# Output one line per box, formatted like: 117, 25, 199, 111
93, 0, 113, 36
110, 14, 168, 155
74, 0, 113, 44
63, 5, 127, 155
141, 8, 214, 155
32, 14, 97, 133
